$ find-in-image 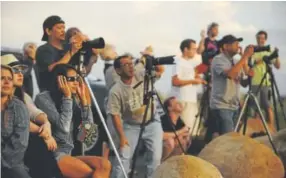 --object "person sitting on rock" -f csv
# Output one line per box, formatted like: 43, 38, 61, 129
161, 96, 192, 161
